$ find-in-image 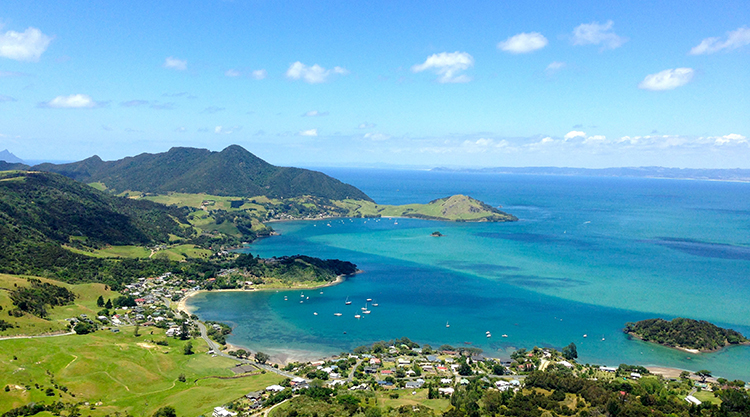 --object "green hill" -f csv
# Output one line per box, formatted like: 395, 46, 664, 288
34, 145, 373, 201
625, 317, 749, 352
338, 194, 518, 222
